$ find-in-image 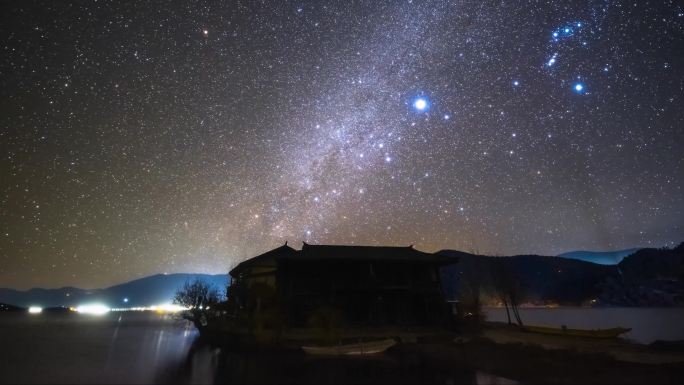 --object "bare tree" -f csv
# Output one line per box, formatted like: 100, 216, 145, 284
491, 261, 524, 326
457, 257, 488, 324
173, 279, 222, 330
